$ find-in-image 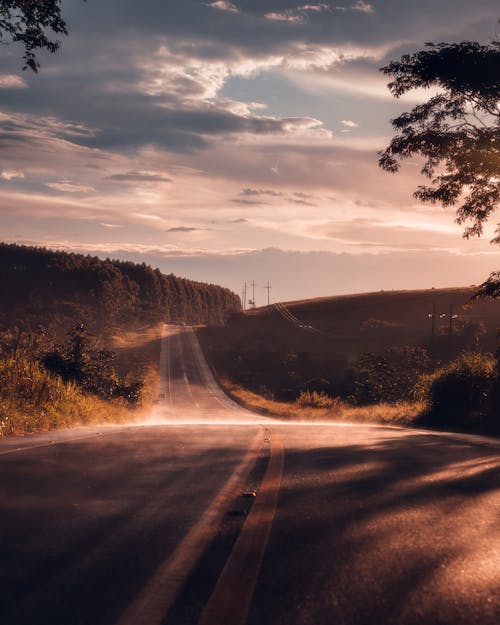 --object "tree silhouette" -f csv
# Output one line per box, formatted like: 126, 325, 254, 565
0, 243, 241, 329
379, 36, 500, 240
0, 0, 80, 72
